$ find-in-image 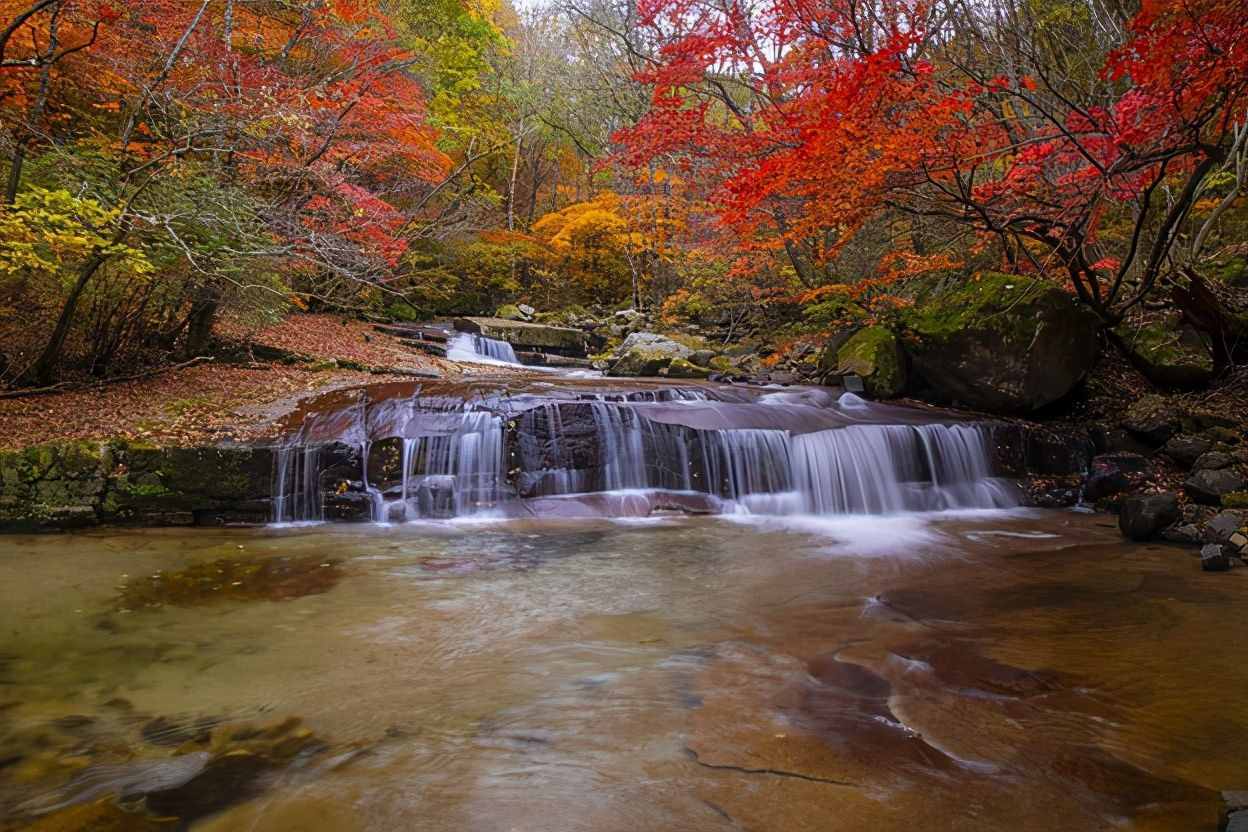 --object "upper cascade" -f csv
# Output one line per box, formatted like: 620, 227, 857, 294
270, 380, 1017, 523
445, 333, 521, 365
